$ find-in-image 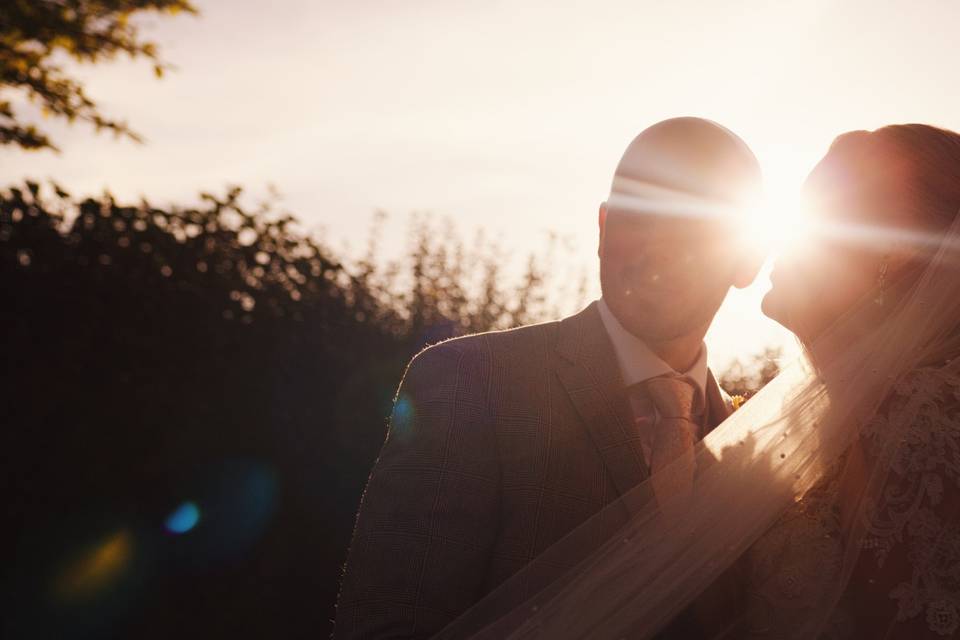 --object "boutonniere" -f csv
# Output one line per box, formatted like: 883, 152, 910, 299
731, 395, 746, 411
